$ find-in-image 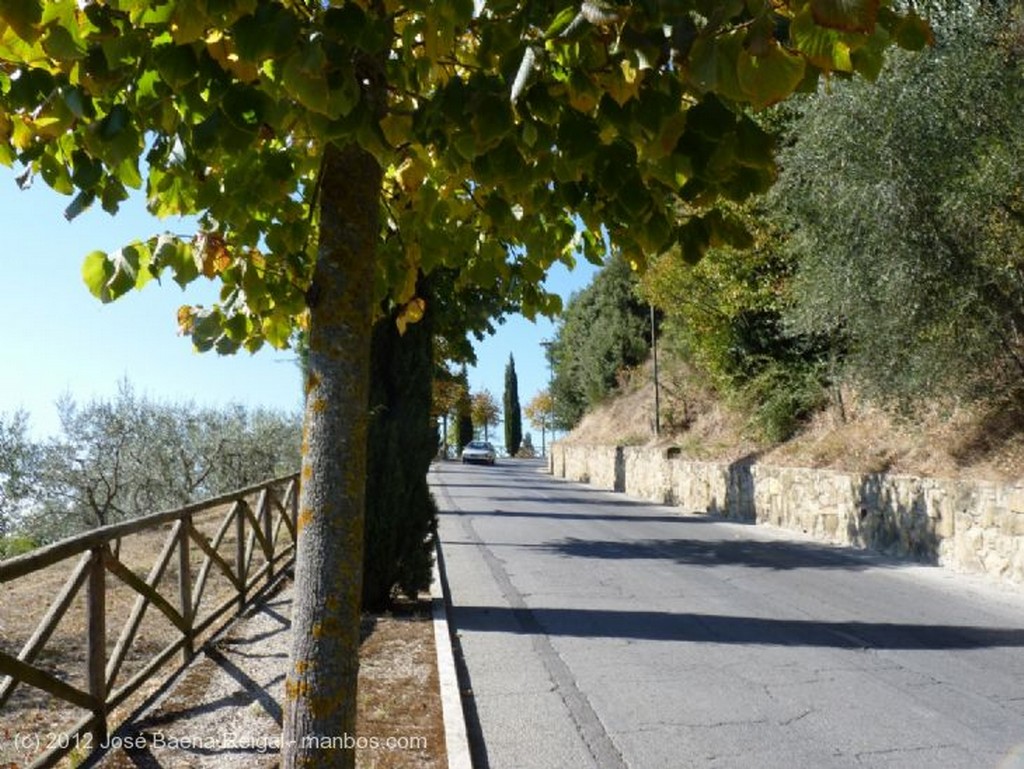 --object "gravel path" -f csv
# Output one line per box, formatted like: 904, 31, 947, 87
96, 581, 293, 768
